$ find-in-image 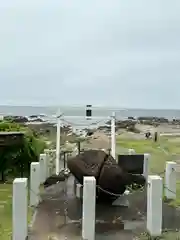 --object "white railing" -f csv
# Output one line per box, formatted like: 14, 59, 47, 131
12, 150, 54, 240
77, 161, 177, 238
12, 149, 177, 239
